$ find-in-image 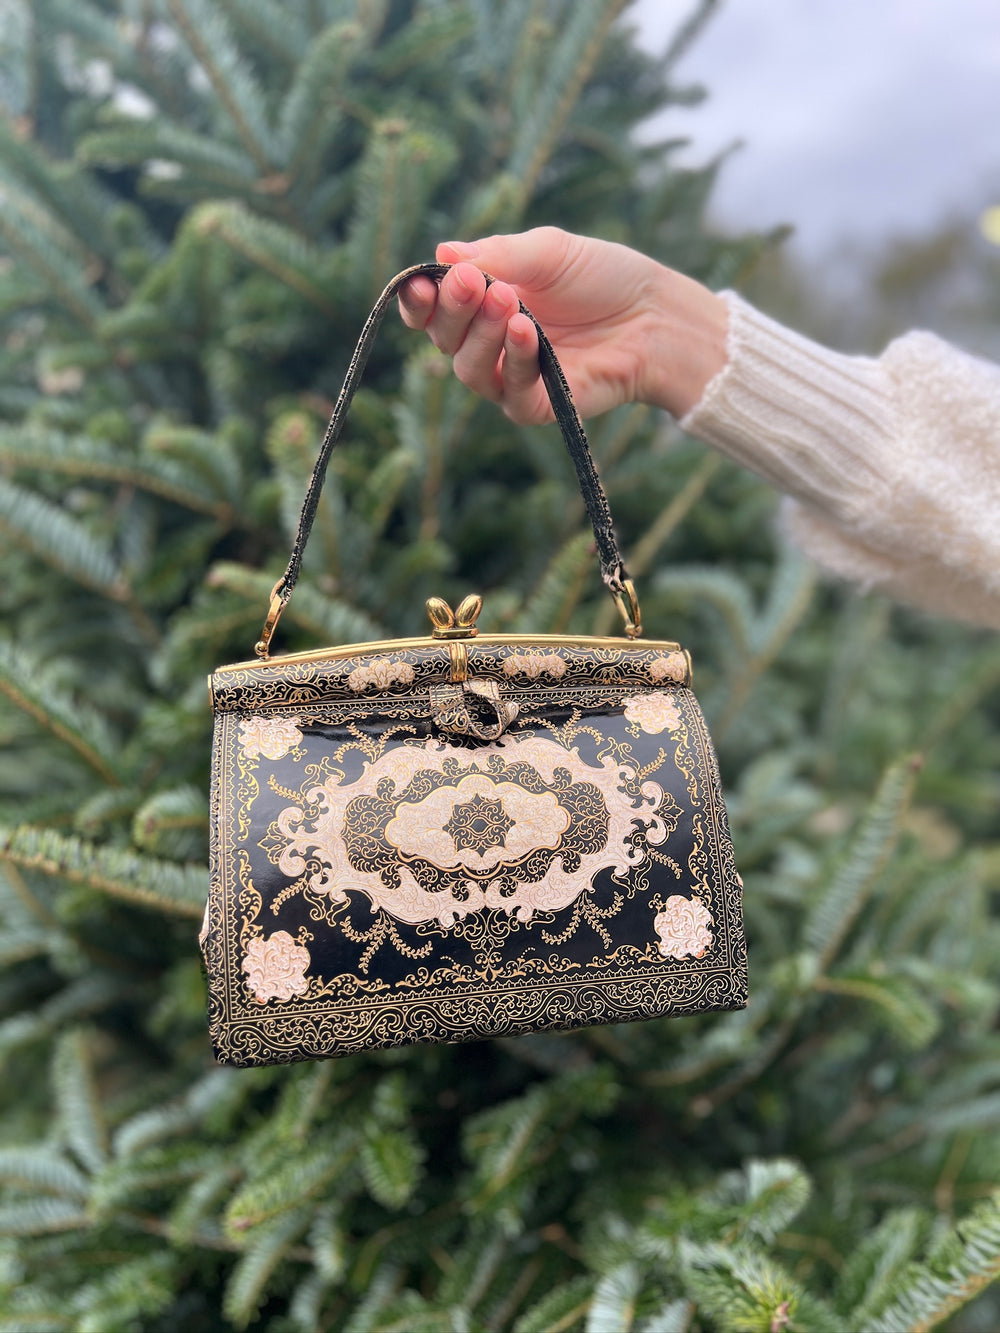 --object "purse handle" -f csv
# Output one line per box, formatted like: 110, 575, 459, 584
254, 262, 641, 658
